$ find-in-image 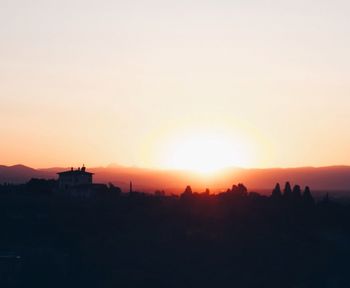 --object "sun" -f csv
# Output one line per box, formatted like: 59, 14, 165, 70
164, 132, 250, 173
